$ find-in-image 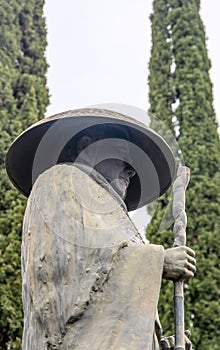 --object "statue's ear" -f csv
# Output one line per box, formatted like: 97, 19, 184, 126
76, 135, 93, 154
